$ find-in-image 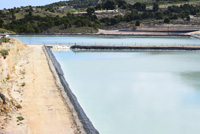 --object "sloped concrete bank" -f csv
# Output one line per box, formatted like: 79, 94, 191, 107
43, 45, 99, 134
